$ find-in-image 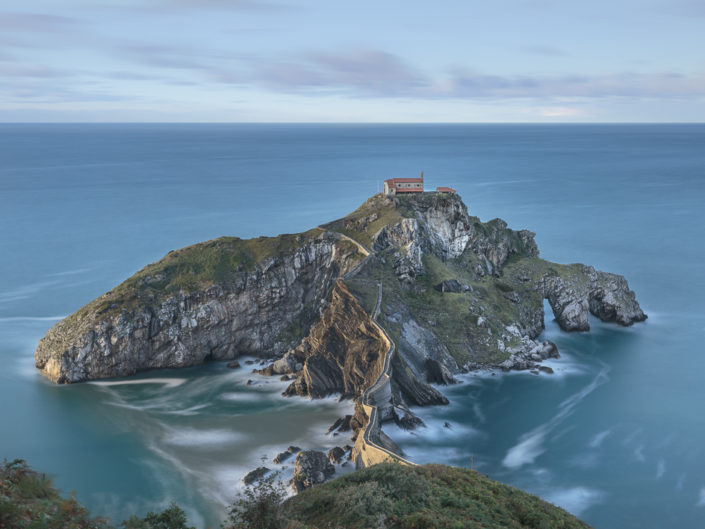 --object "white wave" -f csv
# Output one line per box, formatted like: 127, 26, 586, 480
164, 403, 209, 416
656, 458, 666, 478
89, 377, 186, 388
503, 430, 547, 469
544, 487, 604, 516
163, 427, 242, 447
0, 315, 66, 322
503, 368, 609, 470
588, 429, 612, 448
697, 488, 705, 507
220, 392, 266, 402
47, 267, 93, 277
